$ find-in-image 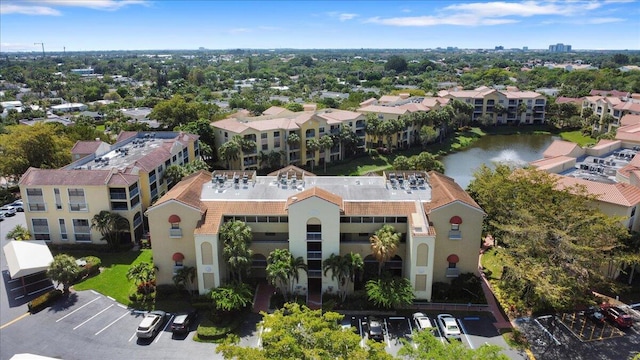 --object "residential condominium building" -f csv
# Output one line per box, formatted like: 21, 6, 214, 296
212, 108, 366, 171
18, 131, 200, 245
146, 166, 484, 301
581, 90, 640, 132
437, 86, 547, 125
